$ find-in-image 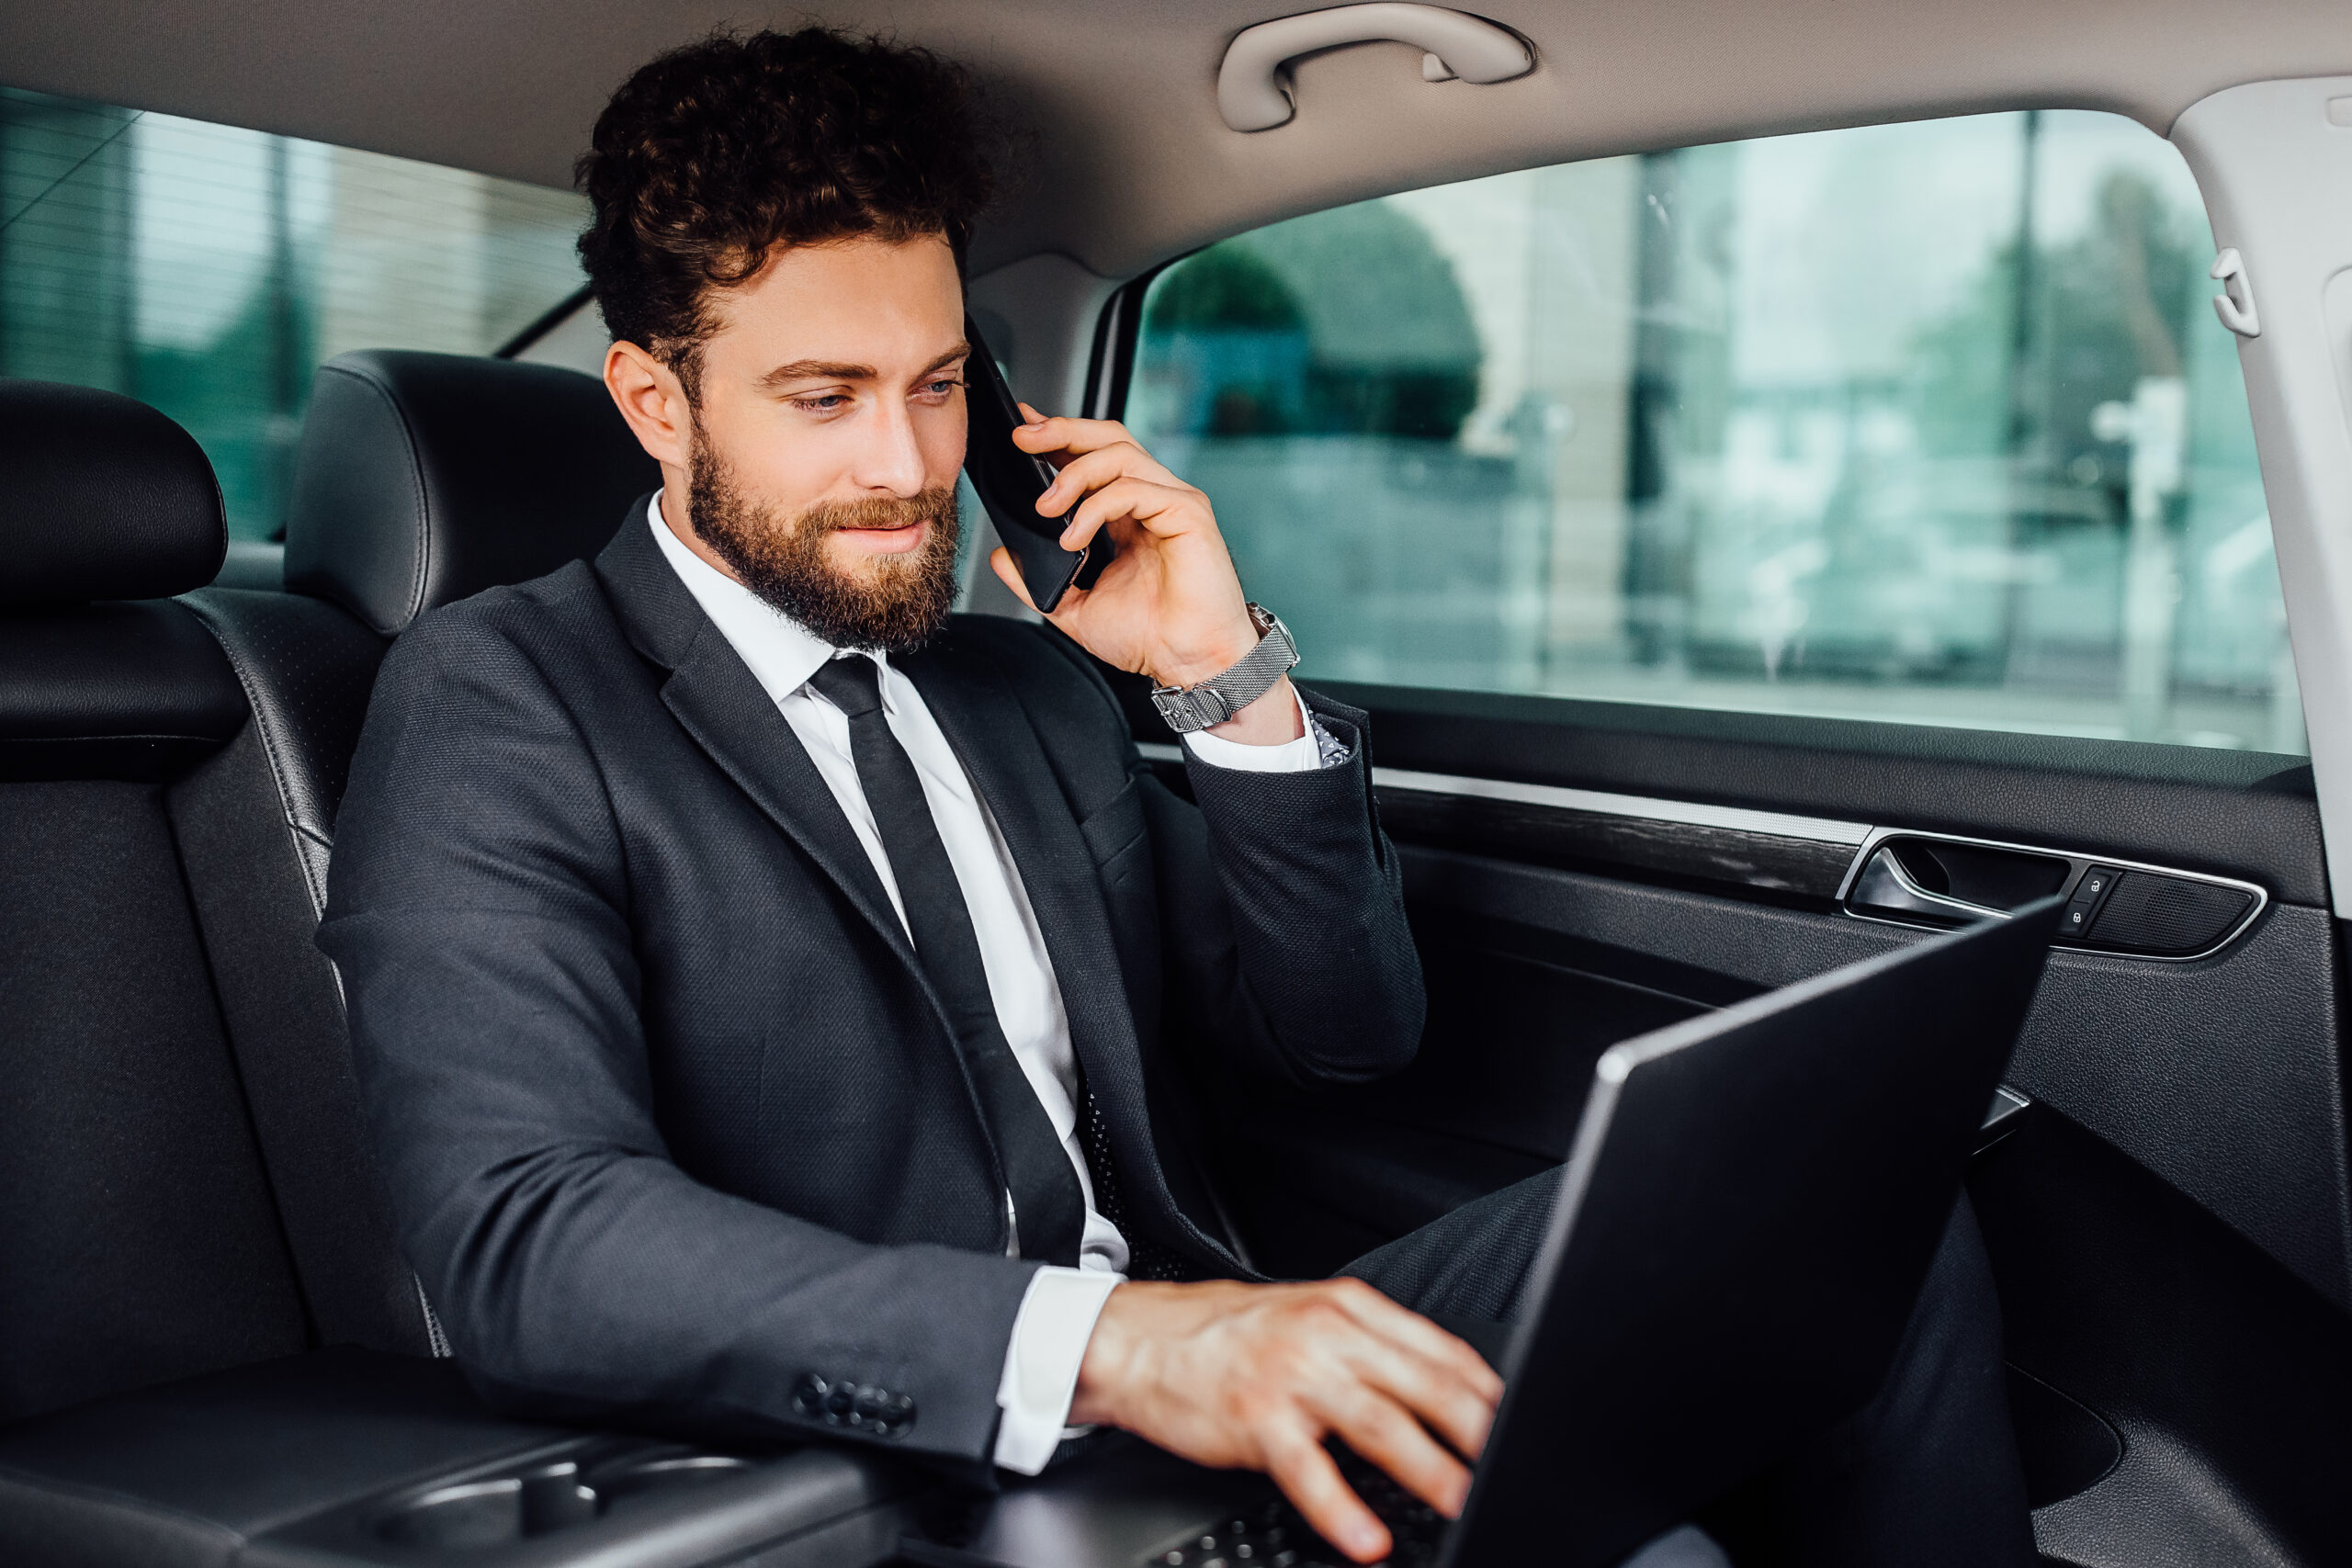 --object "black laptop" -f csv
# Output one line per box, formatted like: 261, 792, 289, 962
903, 897, 2064, 1568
